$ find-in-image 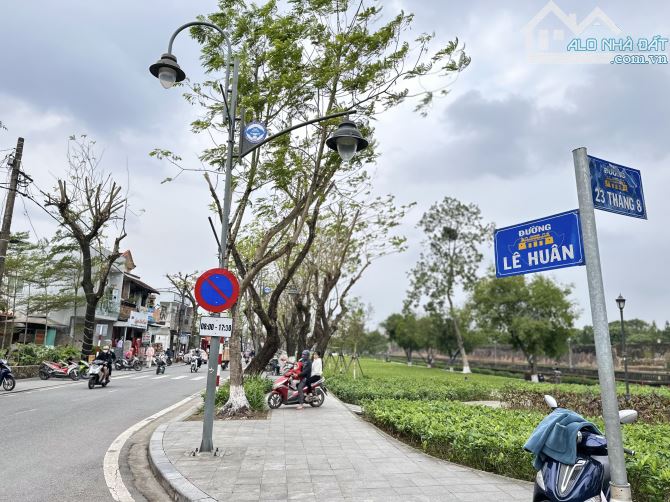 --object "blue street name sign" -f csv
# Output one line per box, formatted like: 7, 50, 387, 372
494, 210, 585, 278
589, 155, 647, 219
